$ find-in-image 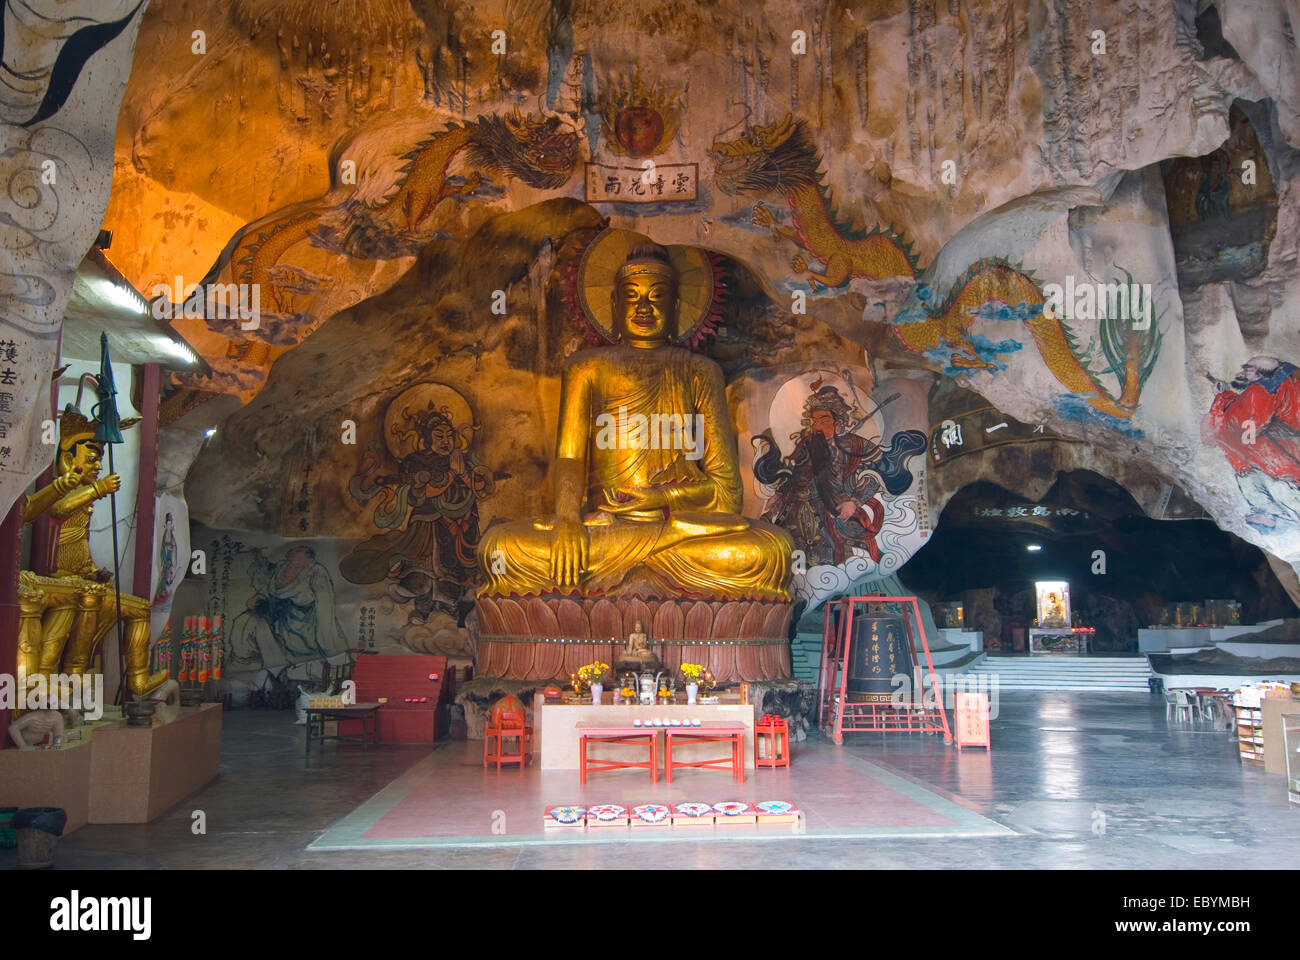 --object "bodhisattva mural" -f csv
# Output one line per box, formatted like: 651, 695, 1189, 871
341, 383, 501, 626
